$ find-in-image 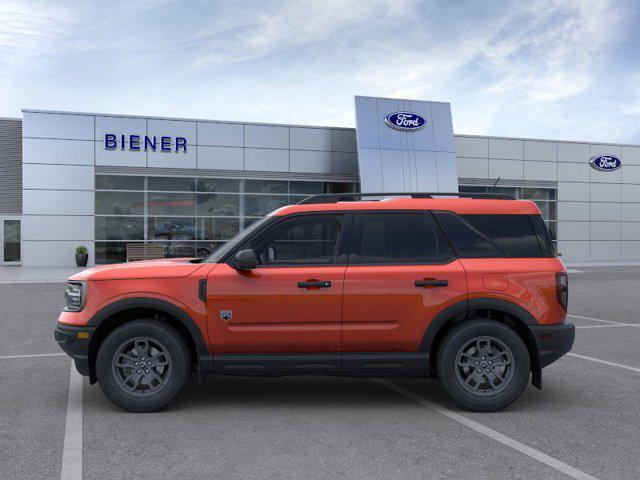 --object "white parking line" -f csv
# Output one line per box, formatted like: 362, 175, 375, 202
61, 360, 83, 480
575, 324, 640, 329
568, 314, 625, 325
375, 379, 599, 480
567, 353, 640, 373
0, 352, 66, 360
